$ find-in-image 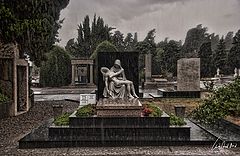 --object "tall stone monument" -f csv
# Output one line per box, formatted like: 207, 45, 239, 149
177, 58, 200, 91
